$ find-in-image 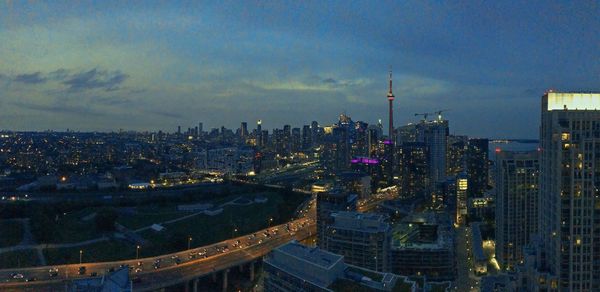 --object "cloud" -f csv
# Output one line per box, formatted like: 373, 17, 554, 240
14, 72, 47, 84
322, 78, 337, 84
62, 68, 129, 91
